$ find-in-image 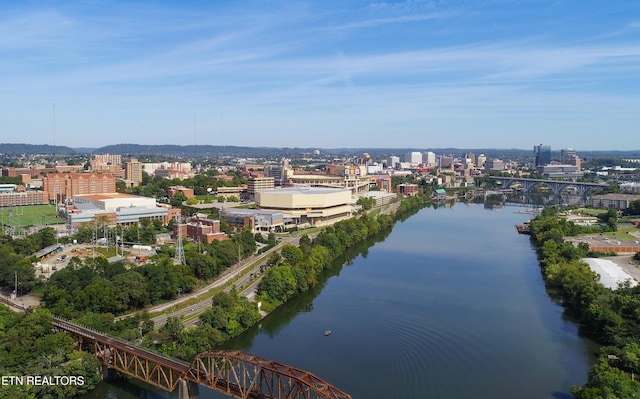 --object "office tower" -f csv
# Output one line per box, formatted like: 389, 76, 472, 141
533, 144, 551, 167
560, 148, 577, 164
423, 151, 436, 166
387, 156, 400, 169
404, 152, 422, 166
